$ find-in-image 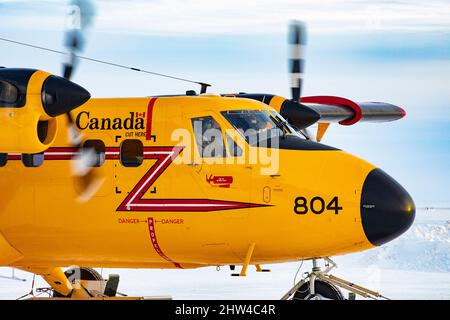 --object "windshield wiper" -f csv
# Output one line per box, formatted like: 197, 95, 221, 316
270, 116, 288, 139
